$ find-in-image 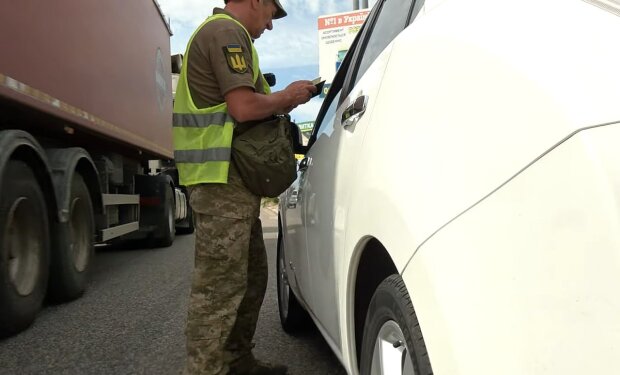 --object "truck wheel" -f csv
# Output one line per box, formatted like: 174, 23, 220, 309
48, 173, 94, 302
277, 232, 310, 334
360, 275, 433, 375
0, 160, 50, 337
175, 188, 194, 235
153, 186, 175, 247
